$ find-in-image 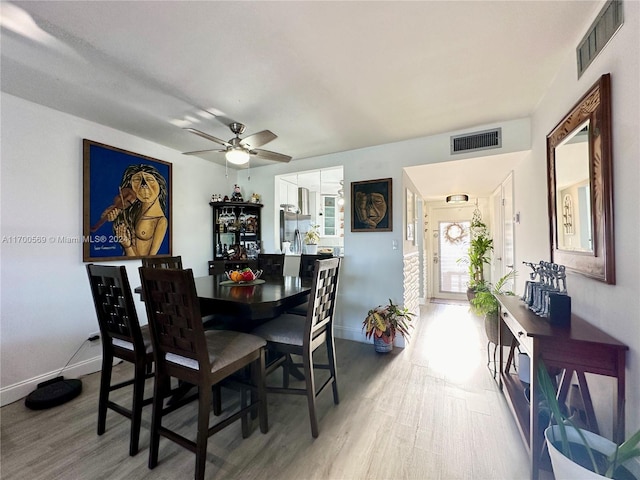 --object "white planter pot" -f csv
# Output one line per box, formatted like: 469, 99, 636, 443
545, 425, 640, 480
305, 244, 318, 254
